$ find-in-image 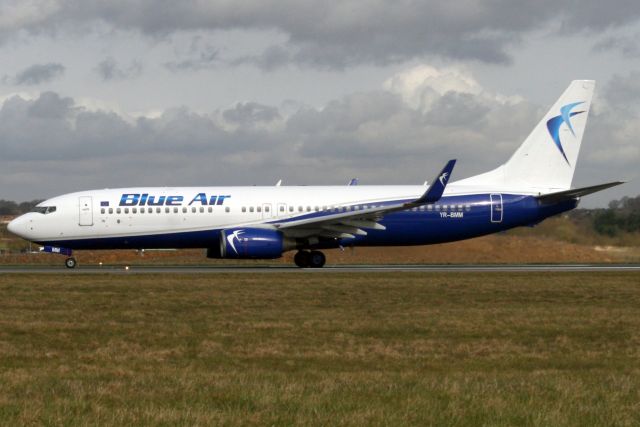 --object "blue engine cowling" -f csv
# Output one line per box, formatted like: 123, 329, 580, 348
208, 228, 287, 259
